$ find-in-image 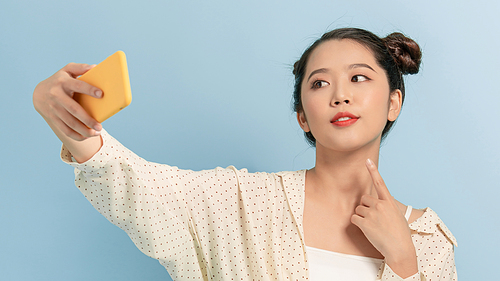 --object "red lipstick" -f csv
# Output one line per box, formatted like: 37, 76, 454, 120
331, 112, 359, 127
